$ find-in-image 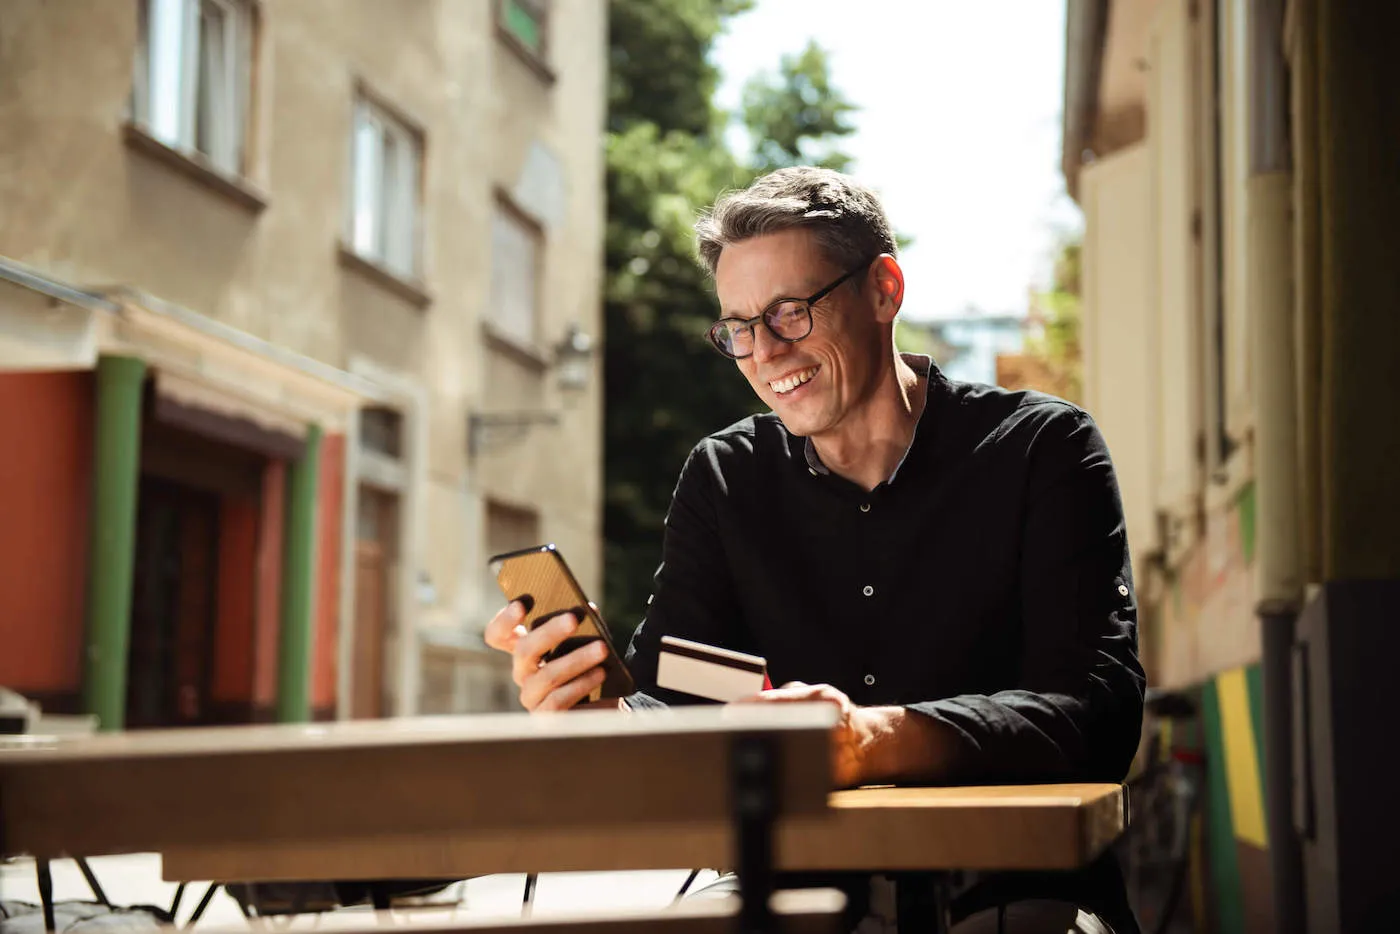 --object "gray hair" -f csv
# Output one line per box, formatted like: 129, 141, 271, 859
694, 167, 897, 277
